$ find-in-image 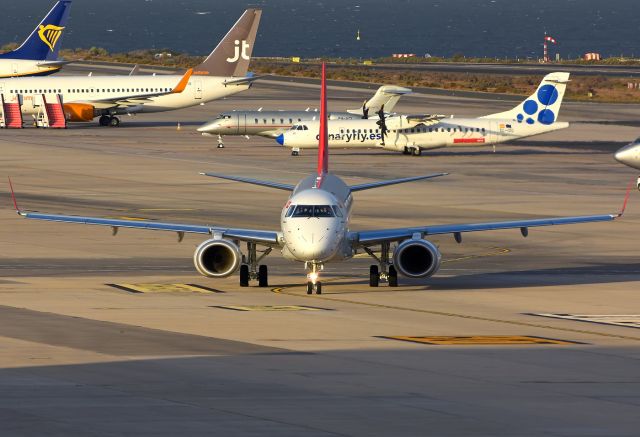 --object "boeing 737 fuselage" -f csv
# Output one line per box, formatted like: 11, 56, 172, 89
1, 8, 262, 126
